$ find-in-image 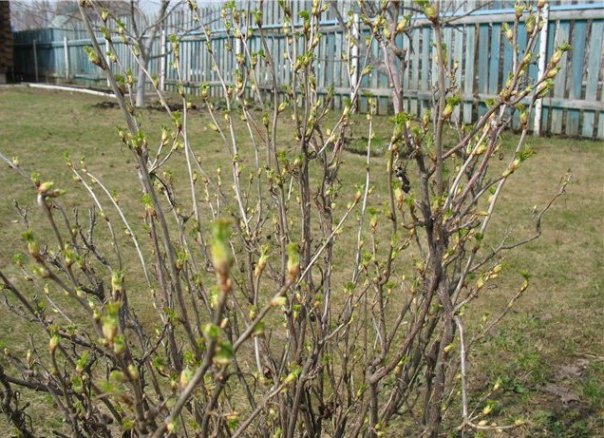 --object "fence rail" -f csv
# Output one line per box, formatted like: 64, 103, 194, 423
12, 1, 604, 139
